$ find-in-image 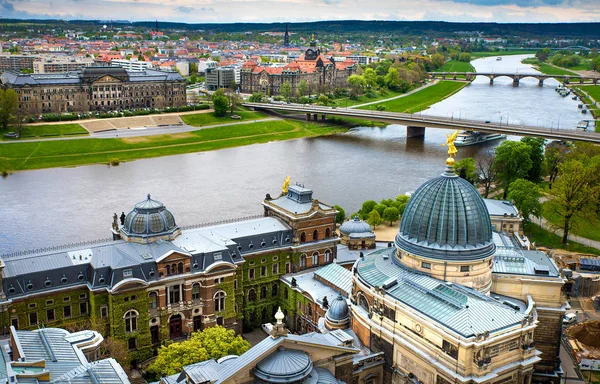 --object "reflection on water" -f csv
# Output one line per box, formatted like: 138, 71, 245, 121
0, 55, 587, 253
